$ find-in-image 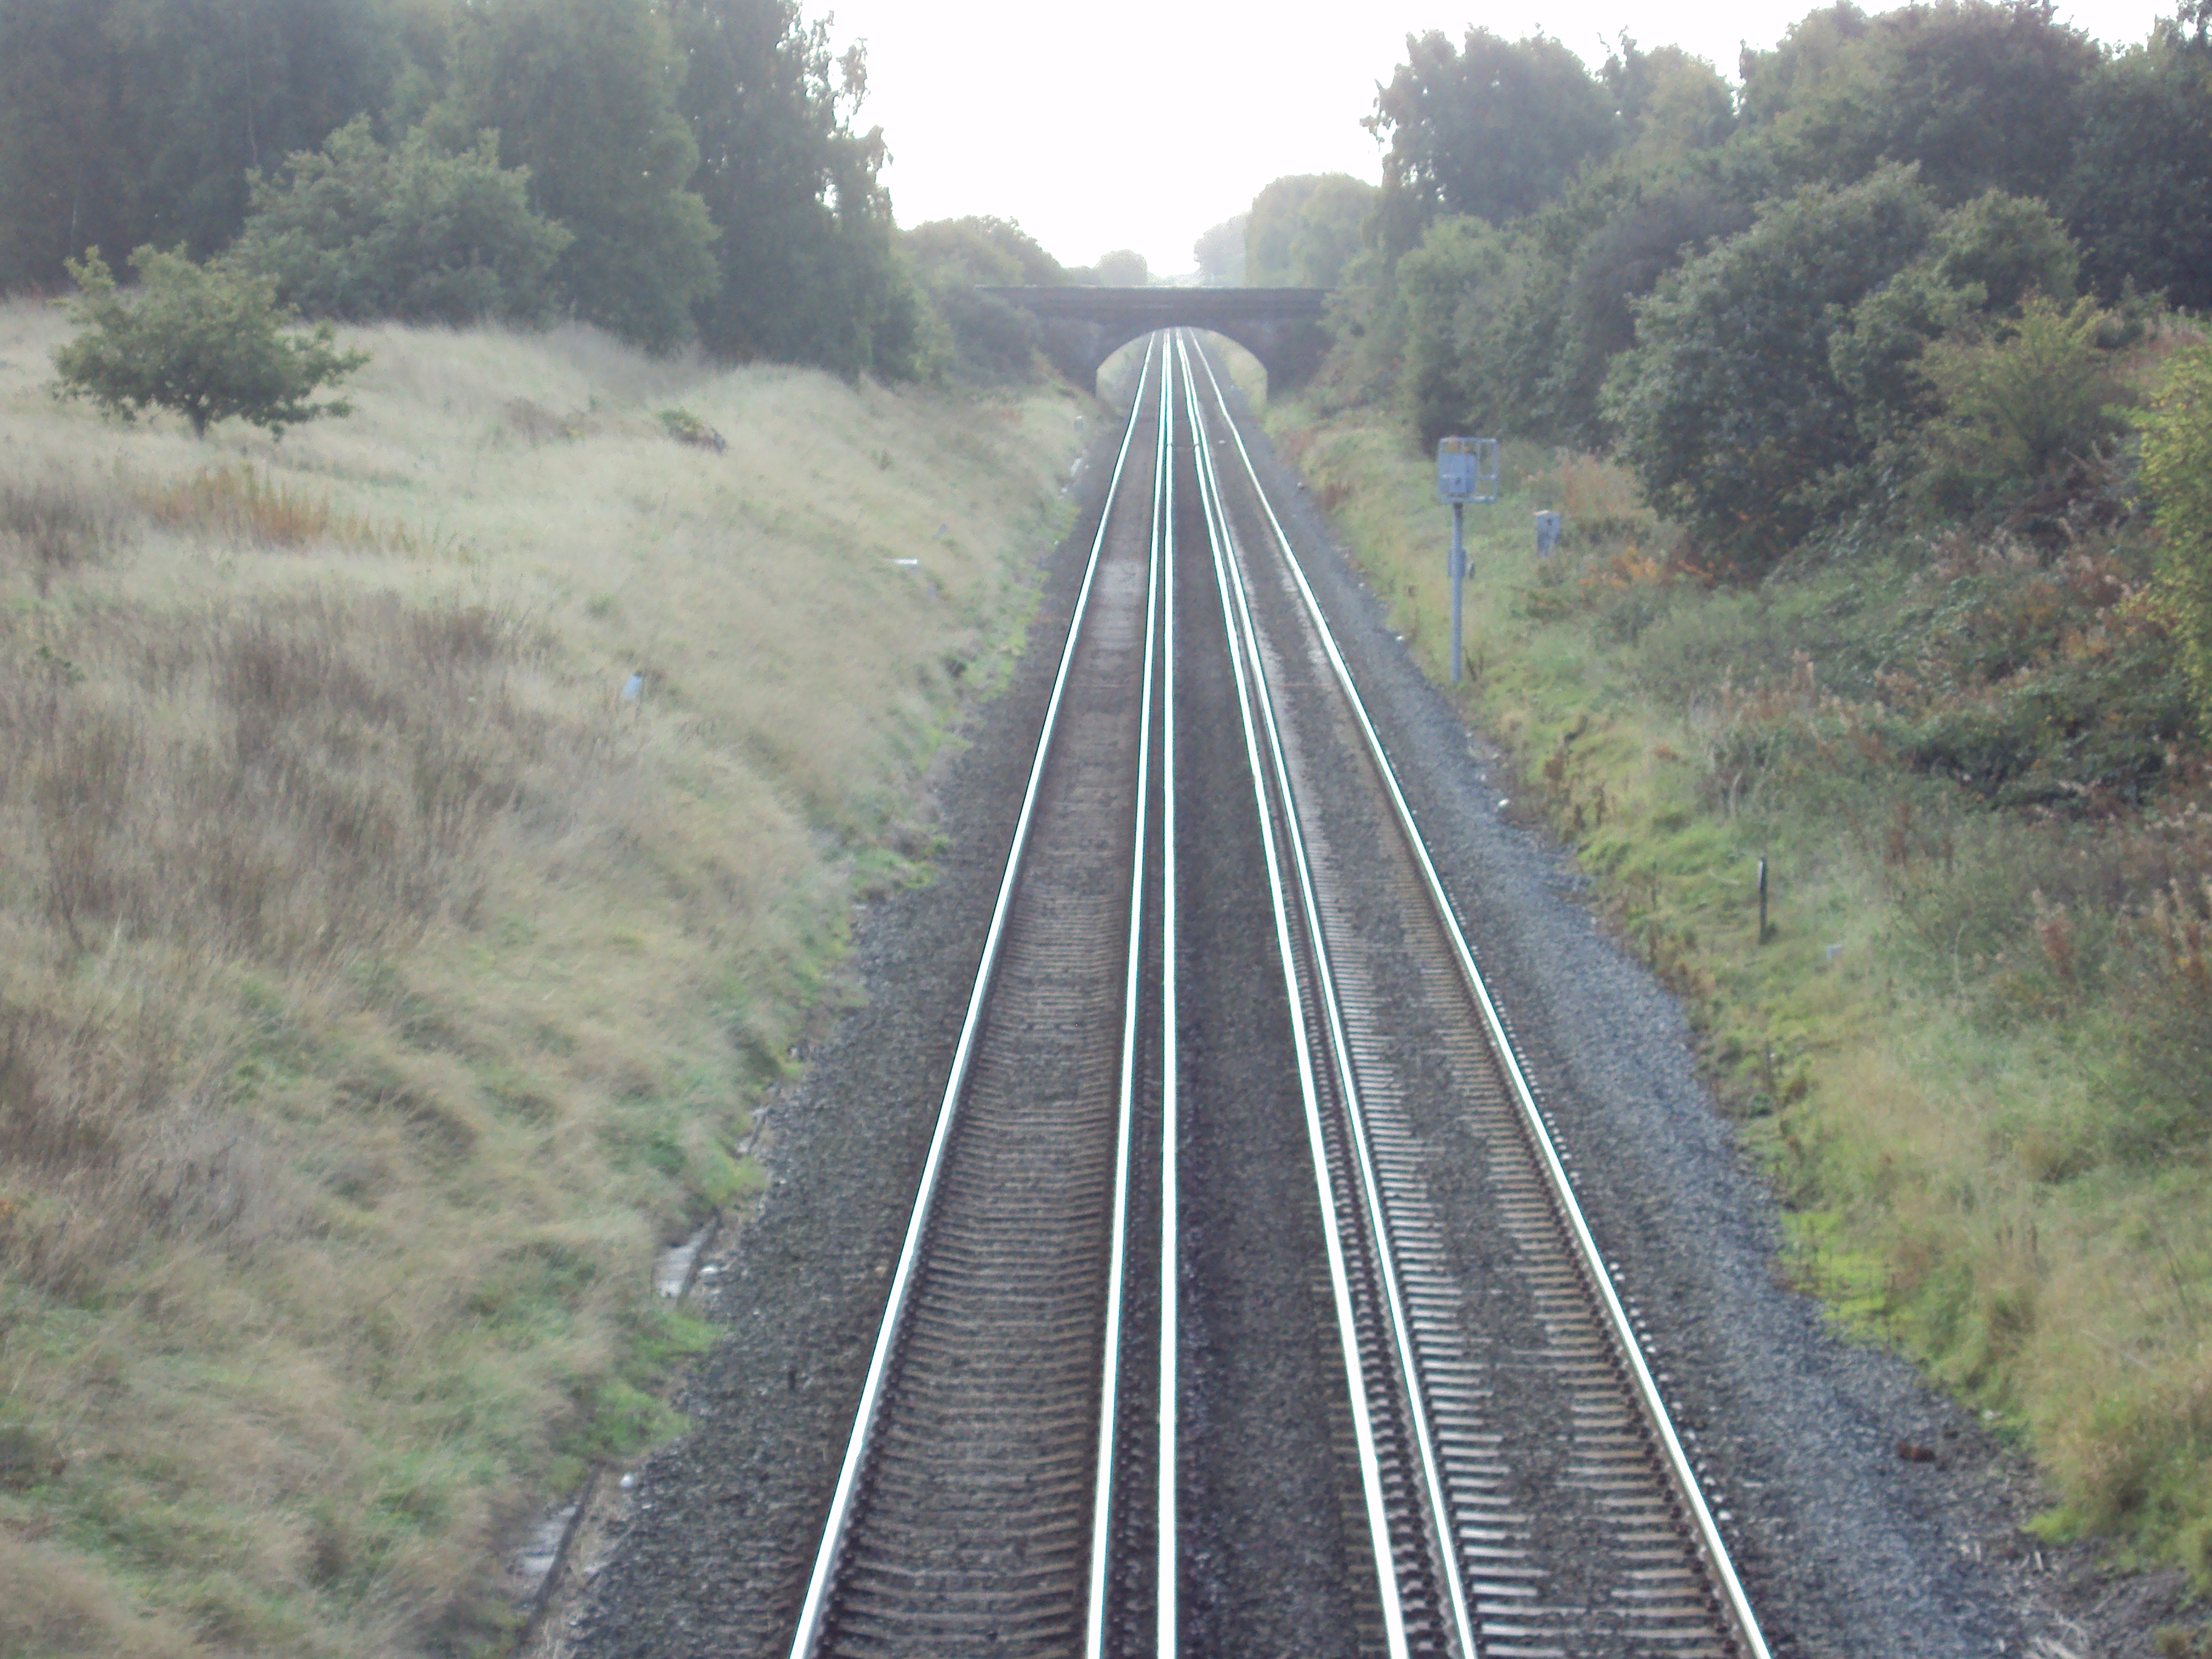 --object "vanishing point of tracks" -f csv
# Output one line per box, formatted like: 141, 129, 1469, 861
787, 335, 1774, 1659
